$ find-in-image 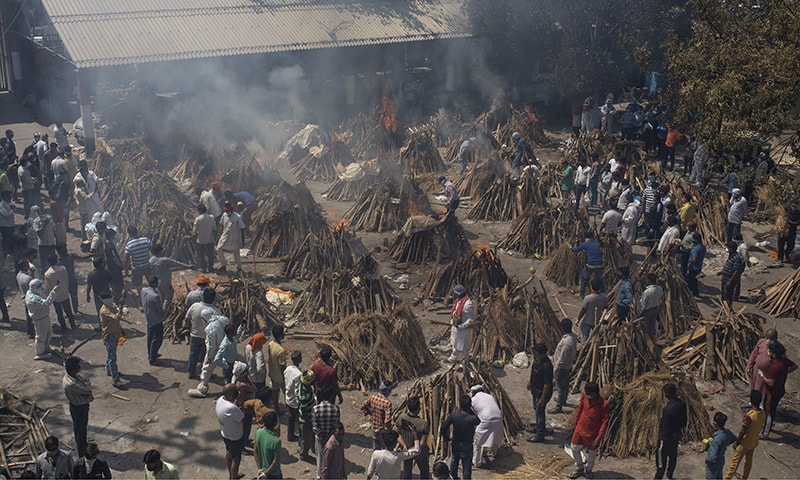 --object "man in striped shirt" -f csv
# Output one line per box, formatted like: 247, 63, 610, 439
124, 226, 152, 290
